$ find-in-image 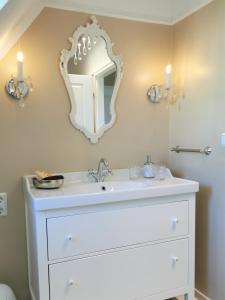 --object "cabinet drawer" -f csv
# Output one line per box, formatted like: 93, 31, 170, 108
49, 239, 188, 300
47, 201, 188, 260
